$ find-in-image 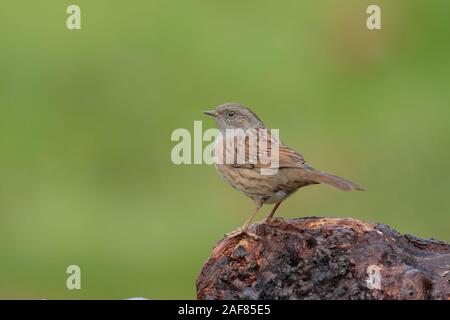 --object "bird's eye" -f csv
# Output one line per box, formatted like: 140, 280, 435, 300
228, 111, 236, 118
